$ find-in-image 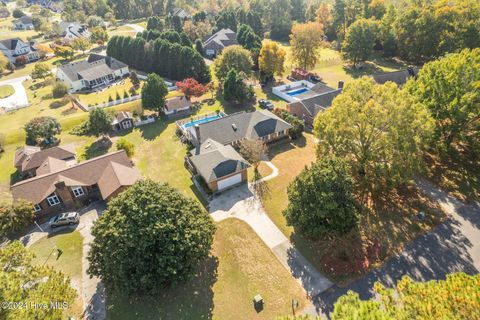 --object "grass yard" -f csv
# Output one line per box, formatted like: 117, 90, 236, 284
107, 25, 138, 38
29, 230, 84, 318
261, 134, 444, 283
106, 219, 308, 320
0, 84, 14, 98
